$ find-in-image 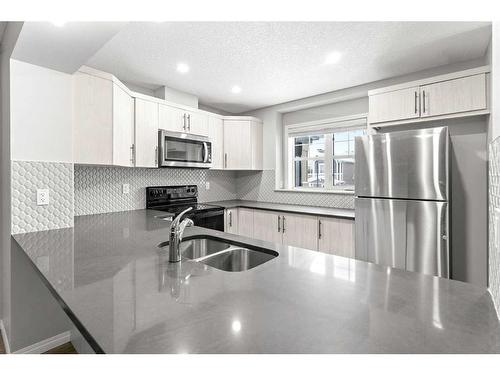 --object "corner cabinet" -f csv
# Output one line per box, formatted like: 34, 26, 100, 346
73, 71, 135, 166
368, 67, 489, 127
208, 115, 224, 169
223, 118, 263, 170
